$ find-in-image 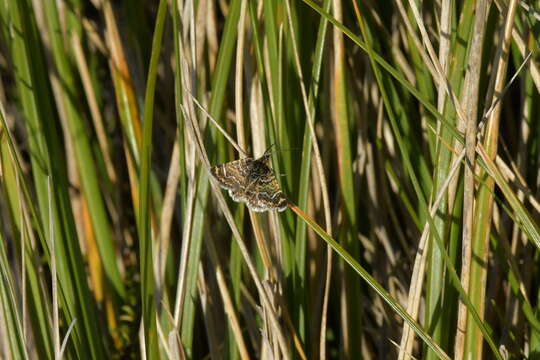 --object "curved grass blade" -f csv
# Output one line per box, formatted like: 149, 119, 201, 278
289, 203, 451, 360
